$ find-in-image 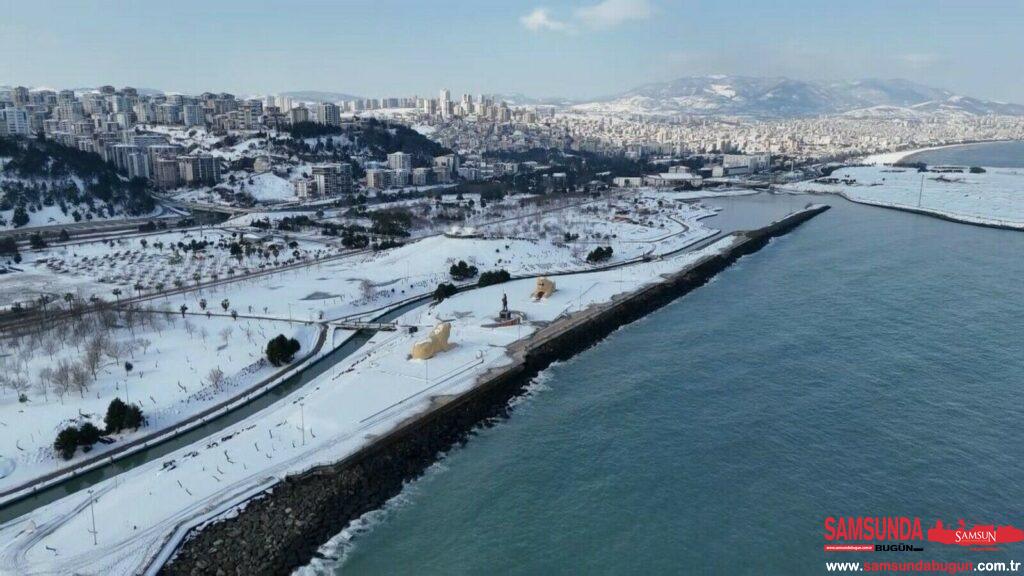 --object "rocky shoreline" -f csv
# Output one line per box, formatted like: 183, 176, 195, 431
161, 204, 831, 576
